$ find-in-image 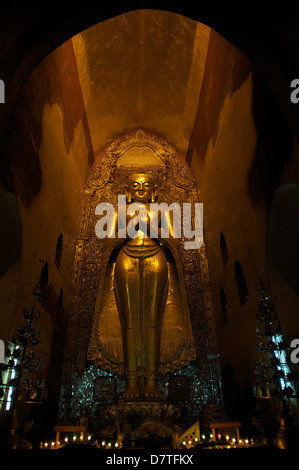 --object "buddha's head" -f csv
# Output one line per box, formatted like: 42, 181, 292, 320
127, 173, 156, 203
